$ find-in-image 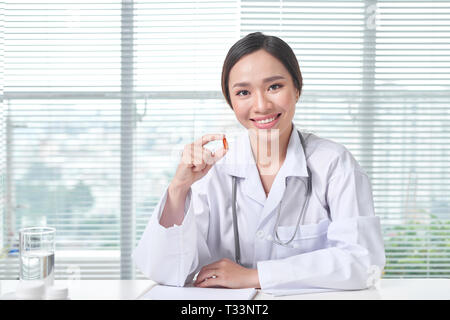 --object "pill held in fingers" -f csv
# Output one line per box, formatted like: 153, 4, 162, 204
223, 136, 229, 150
